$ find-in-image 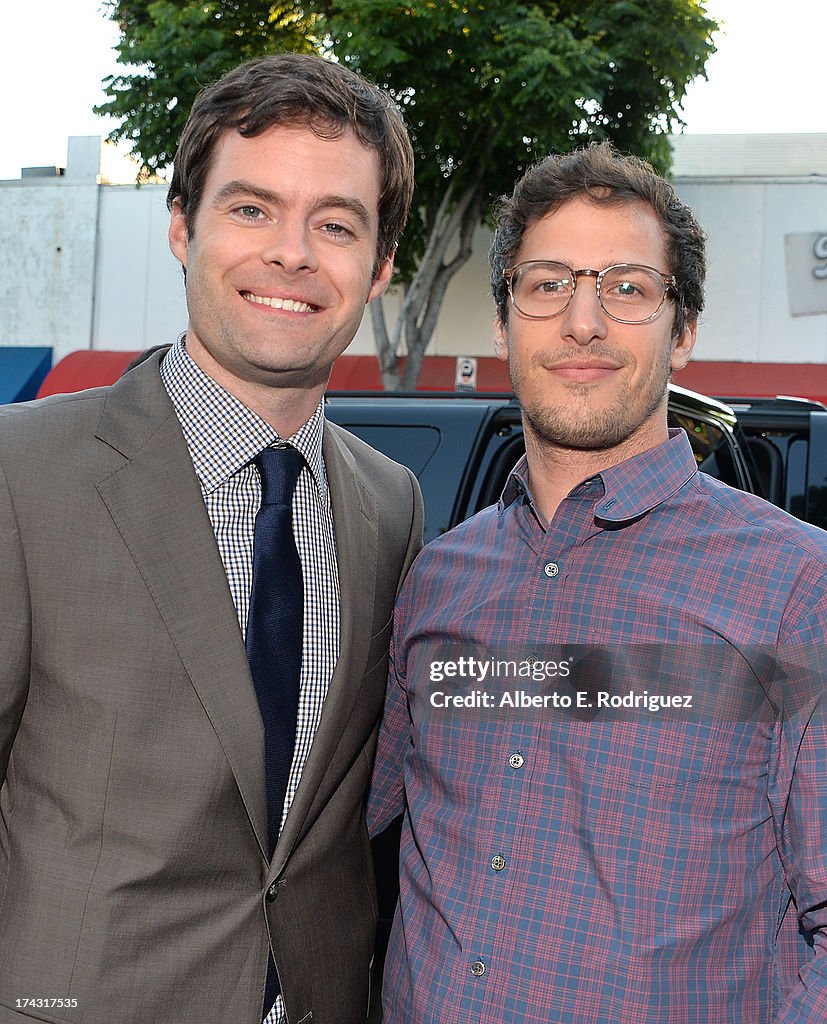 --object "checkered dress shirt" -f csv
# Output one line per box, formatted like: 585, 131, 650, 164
369, 428, 827, 1023
161, 339, 339, 1024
